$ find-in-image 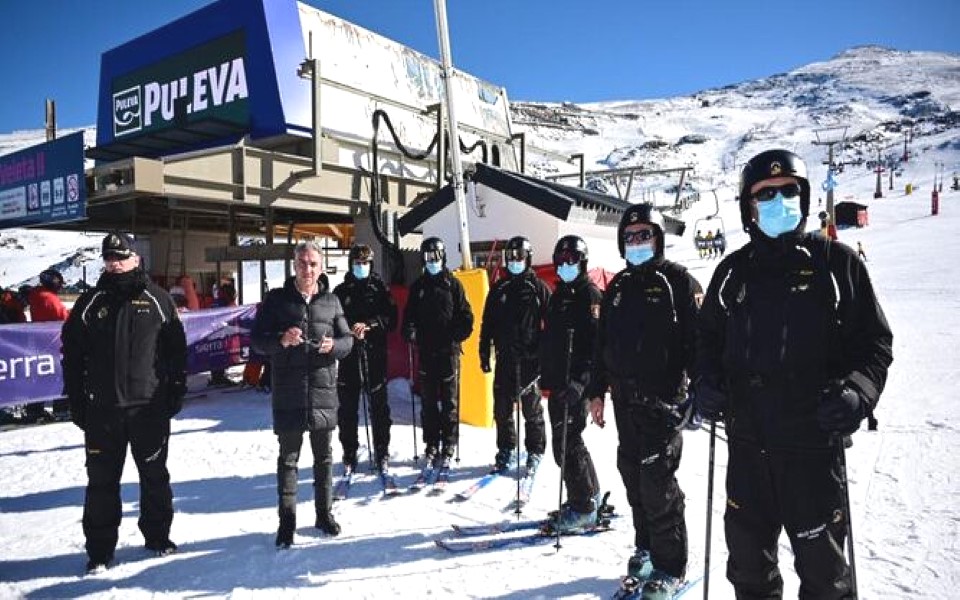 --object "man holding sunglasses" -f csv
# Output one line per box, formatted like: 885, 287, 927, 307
587, 203, 702, 597
696, 149, 893, 597
252, 240, 354, 548
479, 236, 550, 474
